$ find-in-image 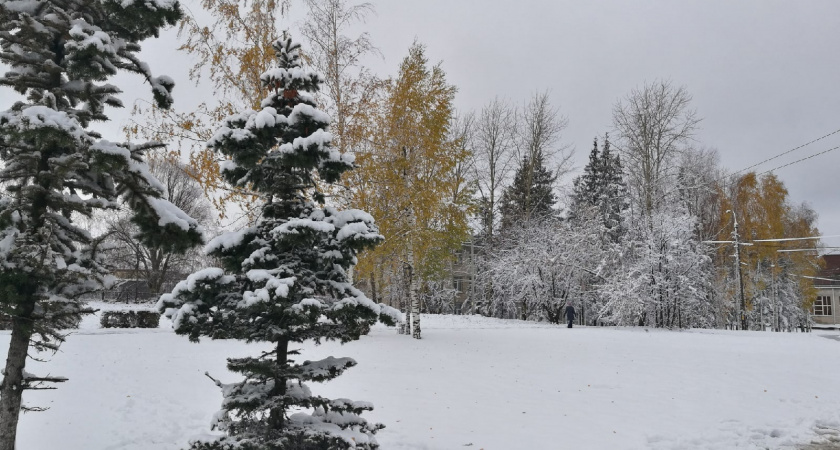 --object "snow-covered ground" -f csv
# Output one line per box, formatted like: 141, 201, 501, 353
3, 303, 840, 449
